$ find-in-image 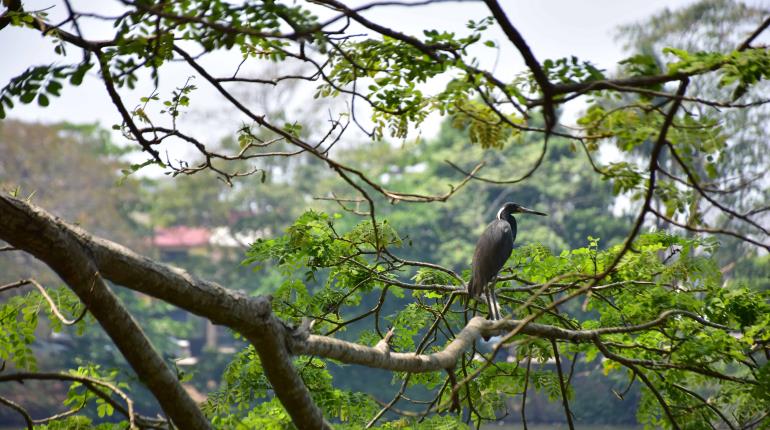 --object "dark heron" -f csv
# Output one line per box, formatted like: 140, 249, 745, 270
469, 202, 547, 319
